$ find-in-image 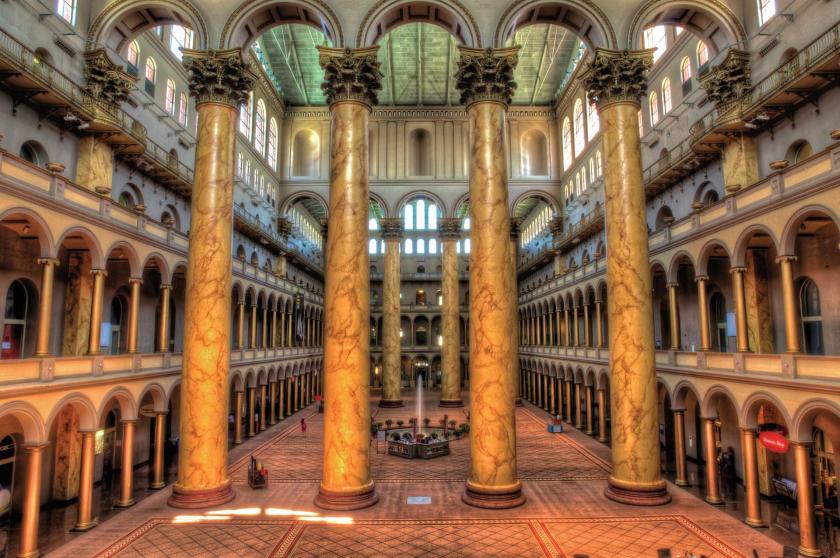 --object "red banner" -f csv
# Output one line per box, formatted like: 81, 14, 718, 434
758, 431, 789, 453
